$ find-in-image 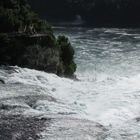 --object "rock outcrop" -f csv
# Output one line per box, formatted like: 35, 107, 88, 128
0, 0, 76, 77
